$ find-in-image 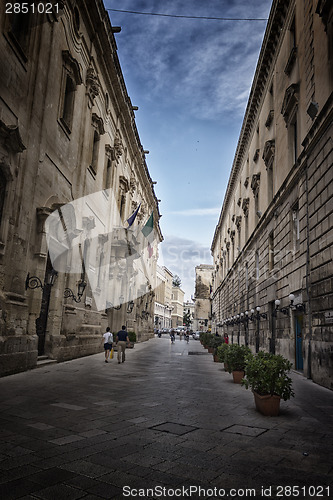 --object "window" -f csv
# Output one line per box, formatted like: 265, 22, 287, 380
291, 202, 300, 253
59, 51, 82, 134
91, 130, 100, 173
61, 75, 76, 131
7, 2, 33, 60
89, 114, 105, 175
255, 250, 260, 280
104, 145, 114, 192
281, 84, 299, 166
268, 232, 274, 271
